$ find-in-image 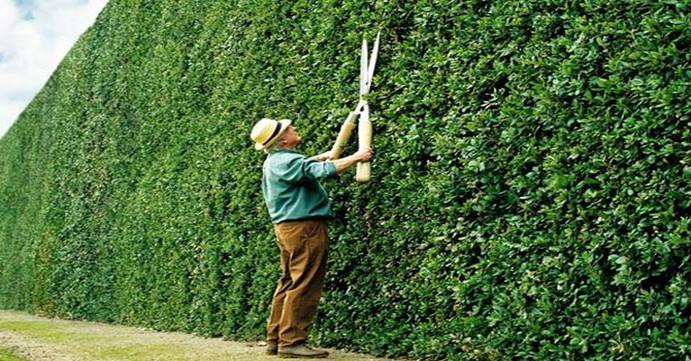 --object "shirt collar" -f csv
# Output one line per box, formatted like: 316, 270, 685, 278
270, 148, 300, 155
